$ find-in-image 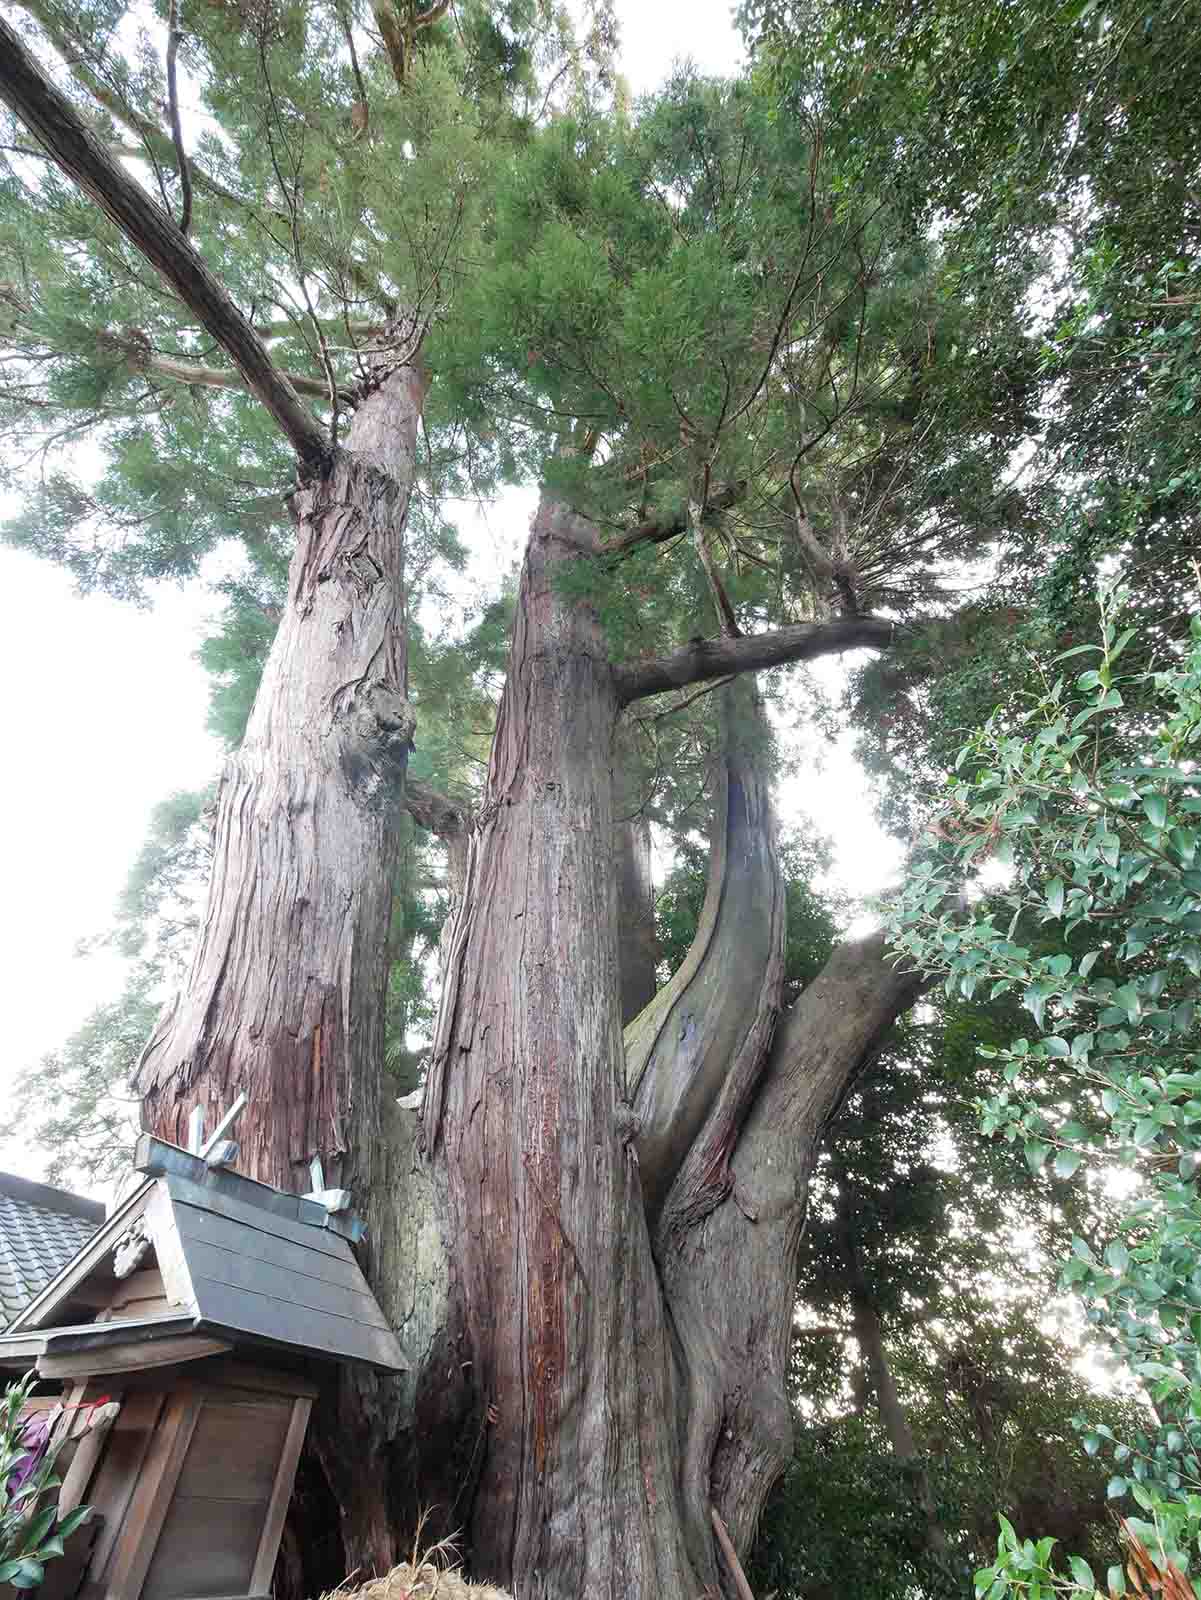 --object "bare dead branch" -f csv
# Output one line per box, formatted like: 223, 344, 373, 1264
711, 1508, 757, 1600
